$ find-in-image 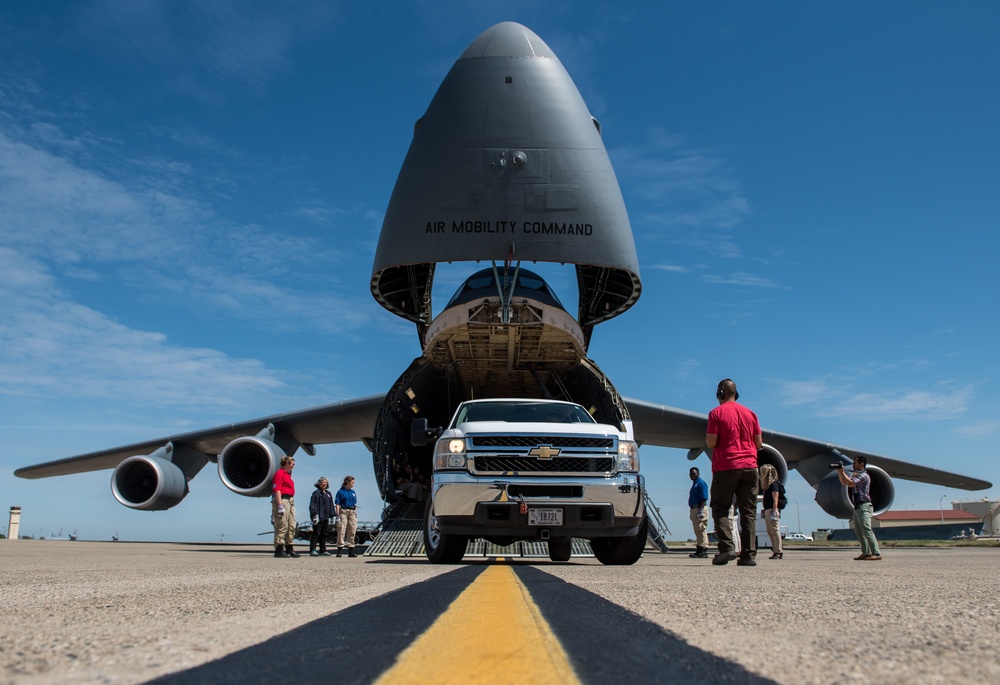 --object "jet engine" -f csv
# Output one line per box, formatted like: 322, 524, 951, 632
814, 464, 895, 518
111, 455, 188, 510
217, 433, 285, 497
757, 444, 788, 484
